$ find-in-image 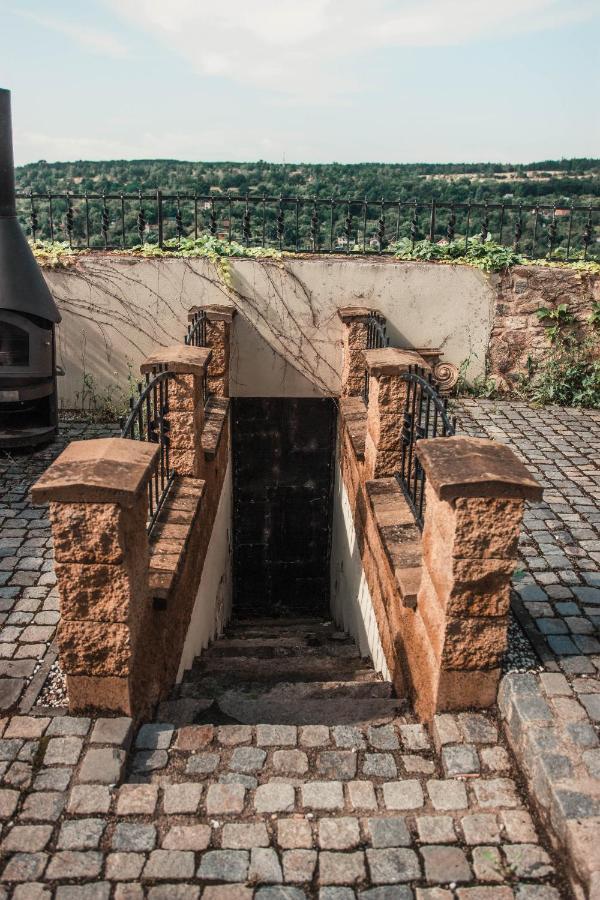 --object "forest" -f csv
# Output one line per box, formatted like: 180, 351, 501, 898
14, 159, 600, 256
